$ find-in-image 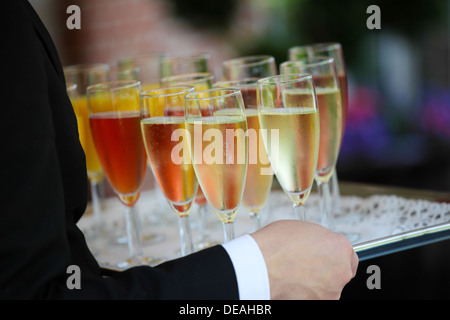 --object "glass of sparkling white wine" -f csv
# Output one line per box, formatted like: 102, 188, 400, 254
288, 43, 348, 218
185, 88, 248, 243
280, 57, 342, 230
214, 78, 274, 232
219, 55, 278, 230
257, 73, 320, 221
